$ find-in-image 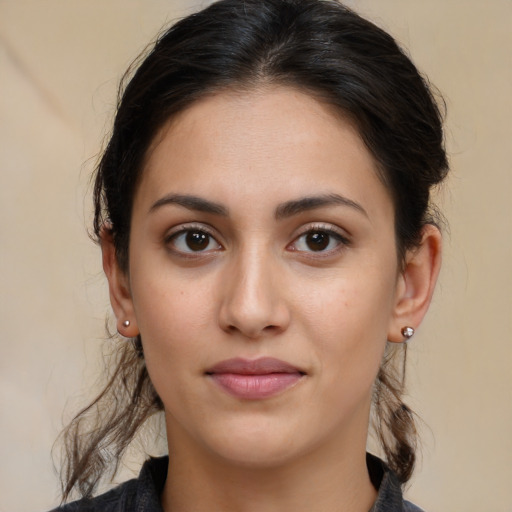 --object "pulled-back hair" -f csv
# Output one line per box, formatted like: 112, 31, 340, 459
60, 0, 448, 501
